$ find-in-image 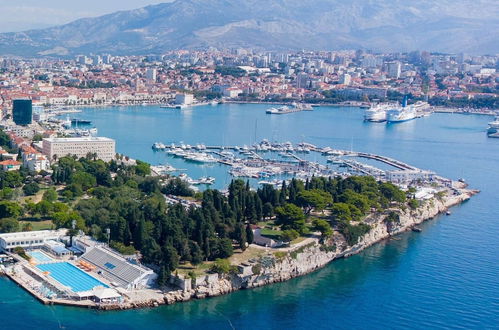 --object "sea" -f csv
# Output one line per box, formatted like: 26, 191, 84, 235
1, 104, 497, 329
